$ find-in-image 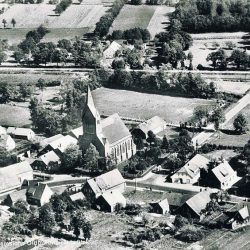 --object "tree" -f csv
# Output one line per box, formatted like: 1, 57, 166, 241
38, 204, 56, 235
206, 49, 227, 69
112, 58, 125, 69
11, 18, 16, 28
37, 78, 46, 91
2, 19, 6, 28
51, 48, 68, 66
49, 194, 67, 222
19, 82, 33, 101
61, 144, 82, 172
70, 209, 92, 240
210, 107, 225, 131
233, 113, 247, 134
131, 0, 142, 5
230, 49, 248, 69
12, 200, 29, 214
161, 135, 169, 151
0, 50, 7, 65
83, 143, 100, 172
